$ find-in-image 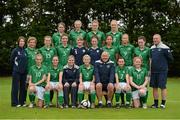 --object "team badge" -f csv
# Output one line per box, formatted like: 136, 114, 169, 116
18, 51, 21, 55
107, 65, 110, 68
83, 49, 85, 53
158, 48, 161, 51
97, 50, 99, 53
